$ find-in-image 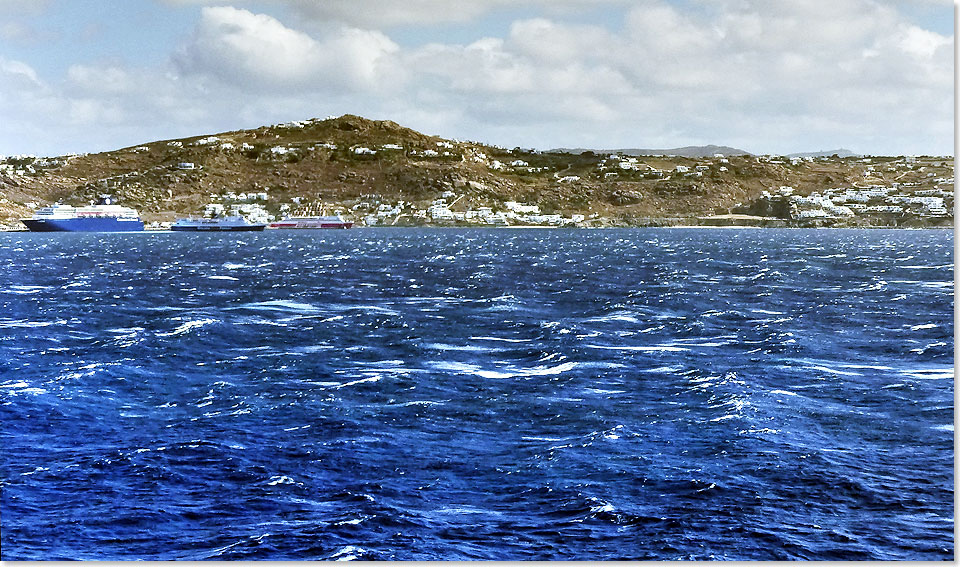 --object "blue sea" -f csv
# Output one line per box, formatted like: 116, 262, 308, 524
0, 228, 953, 560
